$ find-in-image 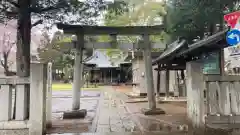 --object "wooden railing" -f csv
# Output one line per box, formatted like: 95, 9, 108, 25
204, 75, 240, 125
